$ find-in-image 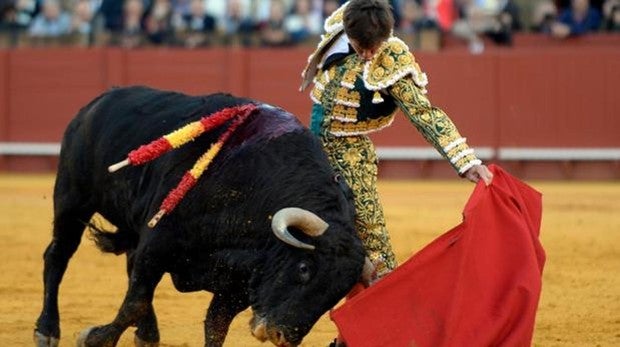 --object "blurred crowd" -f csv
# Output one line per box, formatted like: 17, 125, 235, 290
0, 0, 618, 50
